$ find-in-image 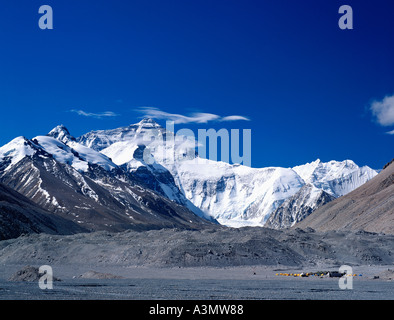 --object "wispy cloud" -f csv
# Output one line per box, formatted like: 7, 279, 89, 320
220, 115, 250, 122
370, 94, 394, 127
386, 129, 394, 135
137, 107, 250, 124
70, 109, 119, 119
